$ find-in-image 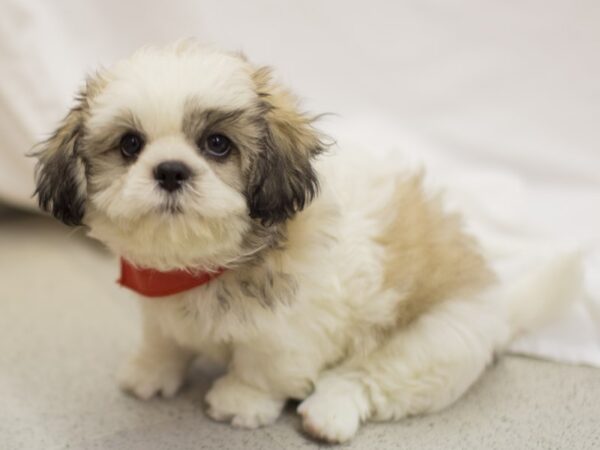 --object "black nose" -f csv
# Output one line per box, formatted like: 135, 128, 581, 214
153, 161, 192, 192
